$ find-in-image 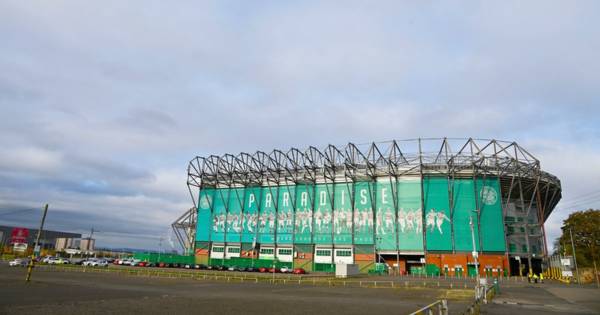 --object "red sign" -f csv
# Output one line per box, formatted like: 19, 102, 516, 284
11, 227, 29, 244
